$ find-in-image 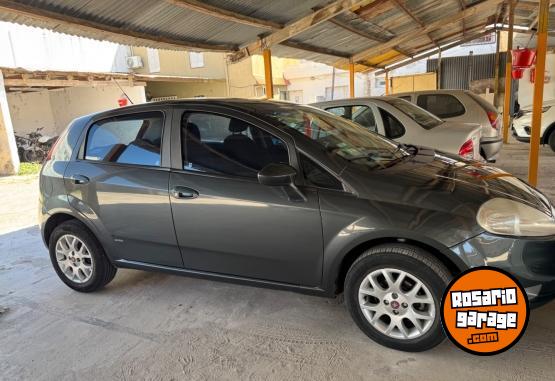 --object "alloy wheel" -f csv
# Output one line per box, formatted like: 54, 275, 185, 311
358, 268, 436, 340
55, 234, 94, 284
